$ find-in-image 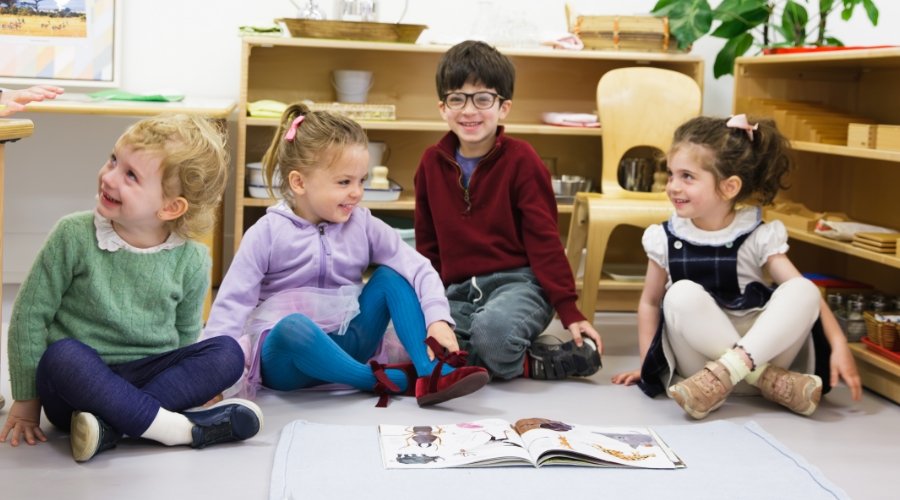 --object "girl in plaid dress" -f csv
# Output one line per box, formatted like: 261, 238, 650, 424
612, 115, 861, 419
